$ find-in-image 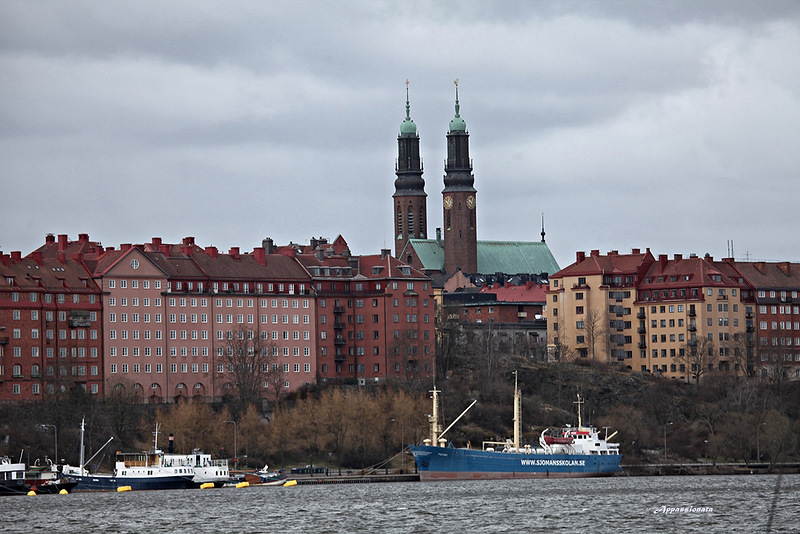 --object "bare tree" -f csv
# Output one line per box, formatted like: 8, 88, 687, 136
676, 335, 718, 384
728, 330, 756, 377
220, 324, 278, 415
583, 308, 607, 362
435, 305, 466, 378
389, 329, 434, 392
